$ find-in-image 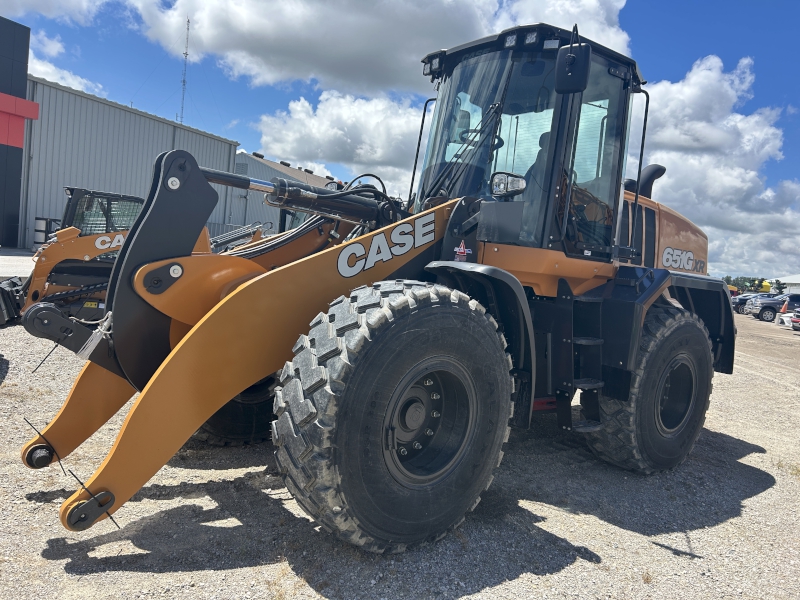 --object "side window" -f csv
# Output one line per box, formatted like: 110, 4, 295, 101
561, 56, 626, 257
